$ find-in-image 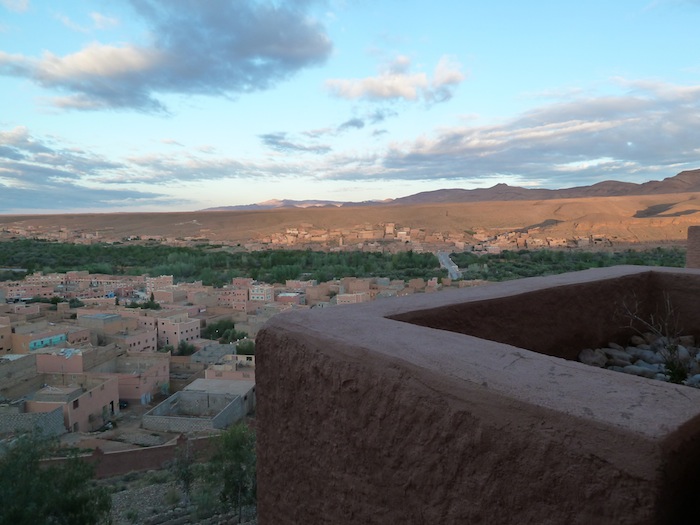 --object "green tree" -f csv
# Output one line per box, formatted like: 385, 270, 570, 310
236, 339, 255, 356
0, 433, 111, 525
176, 340, 197, 356
172, 441, 195, 505
206, 424, 256, 520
